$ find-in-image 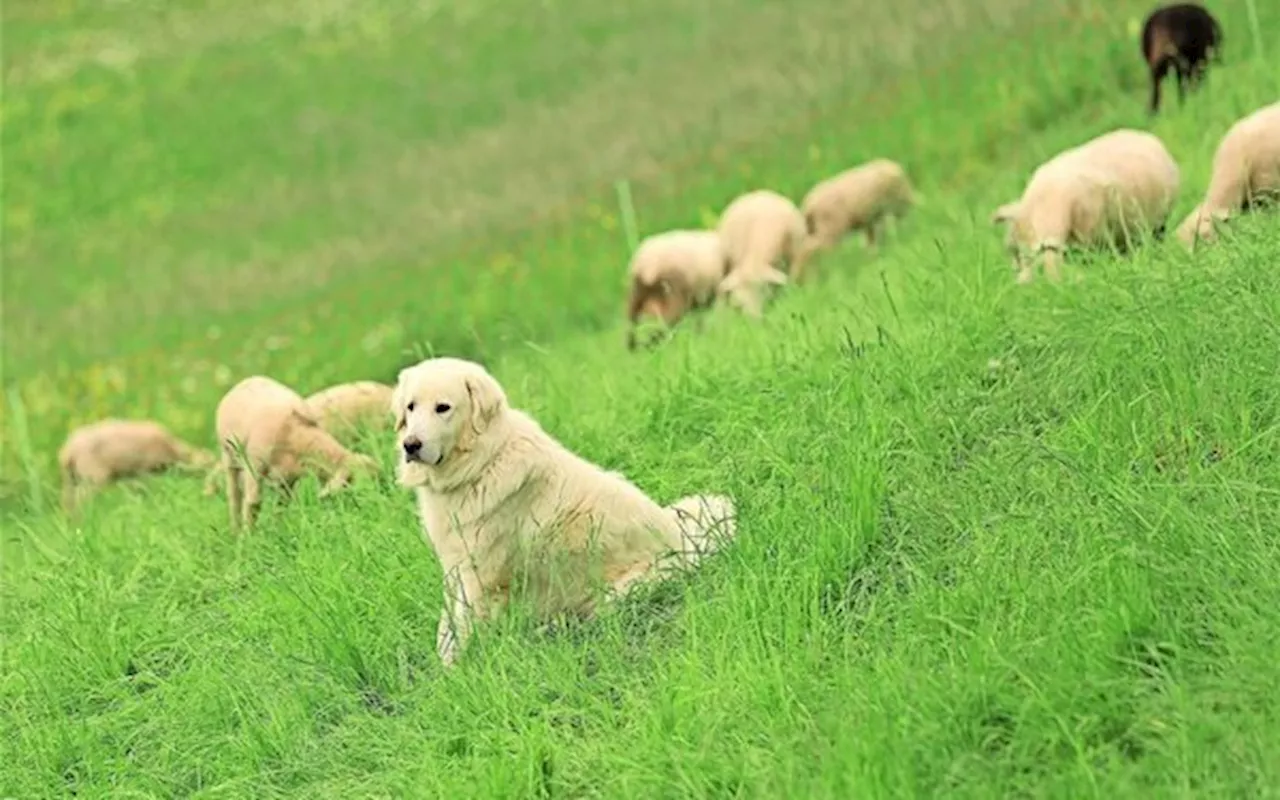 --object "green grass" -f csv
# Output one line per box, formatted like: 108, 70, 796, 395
5, 0, 1280, 795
